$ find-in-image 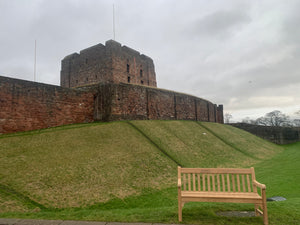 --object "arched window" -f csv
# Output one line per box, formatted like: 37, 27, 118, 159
127, 64, 130, 73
